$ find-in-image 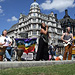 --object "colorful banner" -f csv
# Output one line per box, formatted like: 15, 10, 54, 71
15, 38, 37, 54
